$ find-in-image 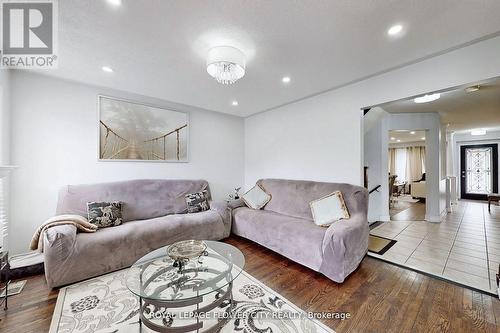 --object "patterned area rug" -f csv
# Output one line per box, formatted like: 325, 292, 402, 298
49, 269, 334, 333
